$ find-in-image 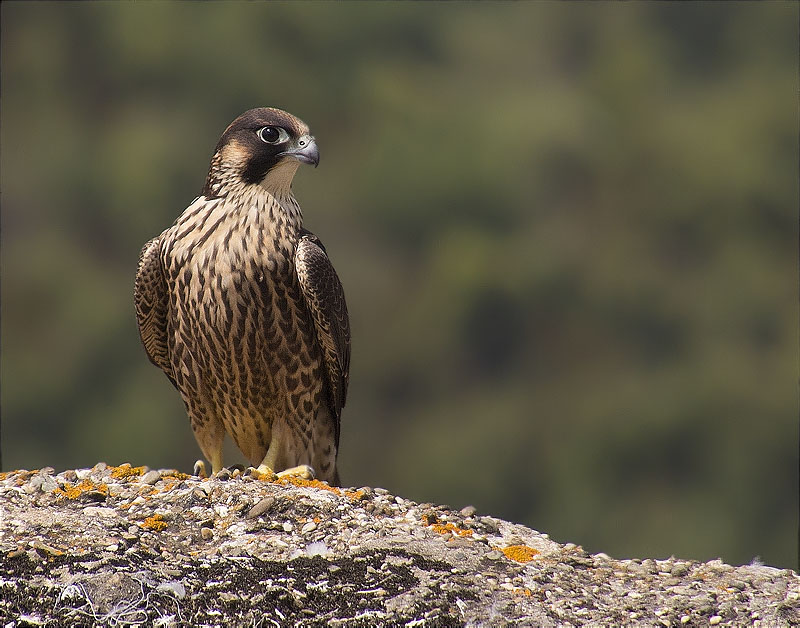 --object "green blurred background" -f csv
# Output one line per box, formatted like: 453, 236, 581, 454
2, 2, 797, 569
